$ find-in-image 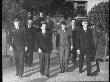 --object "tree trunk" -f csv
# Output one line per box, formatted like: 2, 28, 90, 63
104, 32, 108, 62
5, 31, 7, 56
